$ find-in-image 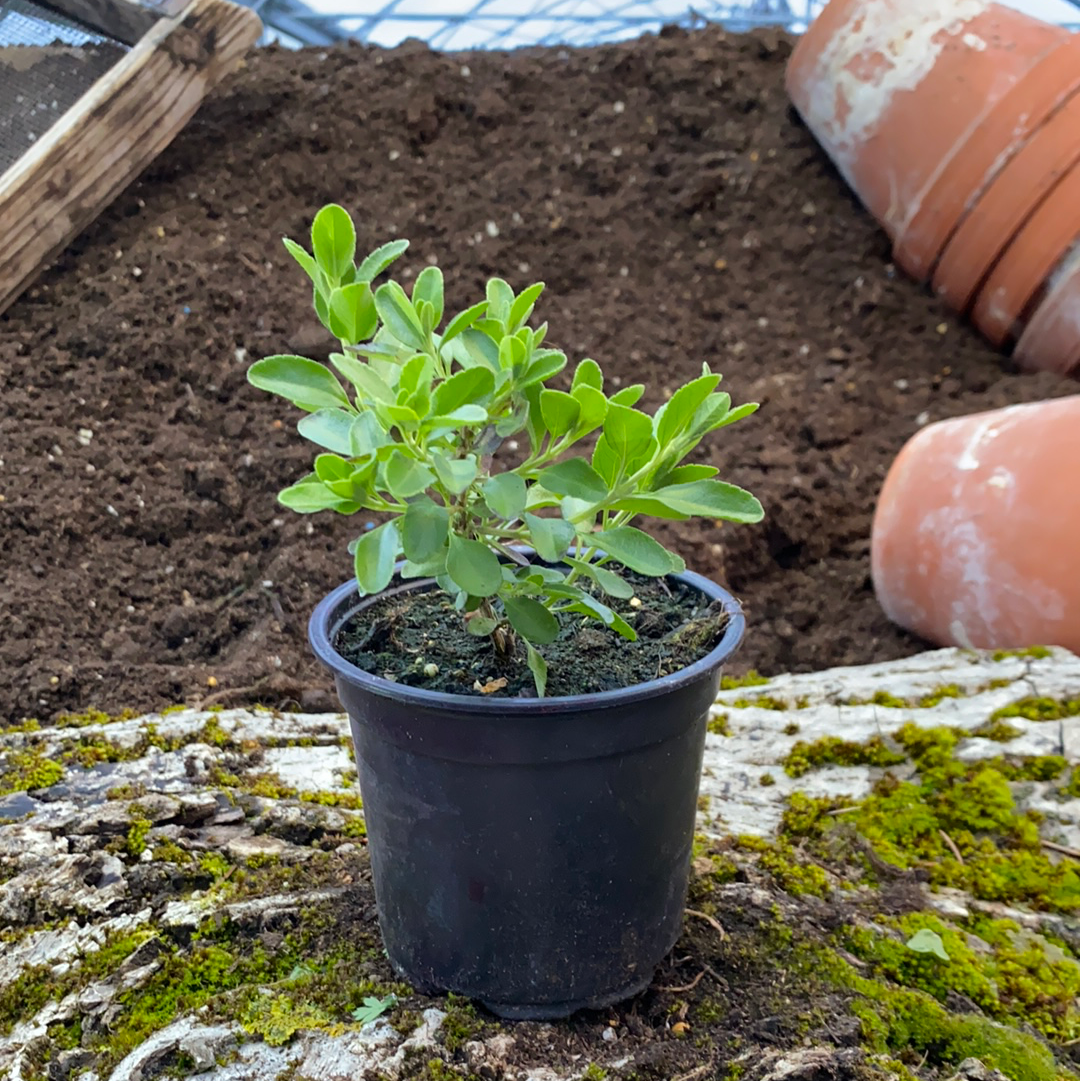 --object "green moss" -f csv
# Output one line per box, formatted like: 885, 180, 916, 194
119, 817, 152, 859
759, 773, 776, 787
582, 1065, 608, 1081
992, 646, 1052, 662
991, 696, 1080, 722
54, 708, 139, 727
916, 684, 964, 708
707, 713, 731, 737
199, 717, 232, 747
719, 670, 768, 690
440, 994, 487, 1052
4, 719, 41, 734
0, 747, 64, 794
734, 836, 829, 897
105, 782, 148, 801
241, 992, 341, 1046
731, 695, 789, 711
991, 755, 1067, 782
153, 839, 193, 865
845, 690, 909, 709
782, 722, 801, 736
783, 735, 906, 779
972, 717, 1025, 742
